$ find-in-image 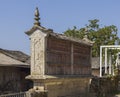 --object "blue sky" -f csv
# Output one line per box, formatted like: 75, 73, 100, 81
0, 0, 120, 54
